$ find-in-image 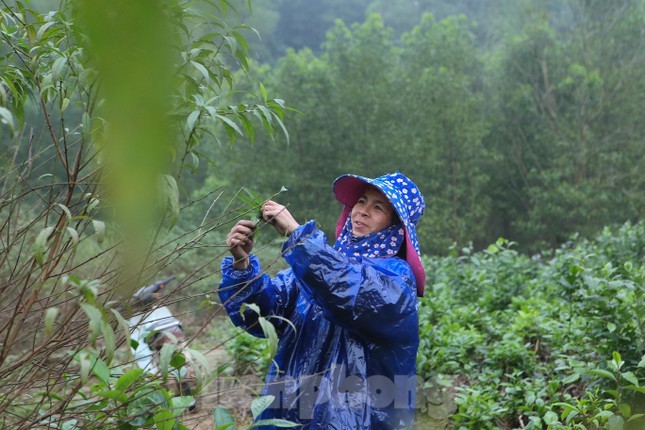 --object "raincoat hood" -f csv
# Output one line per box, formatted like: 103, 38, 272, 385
333, 172, 426, 296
